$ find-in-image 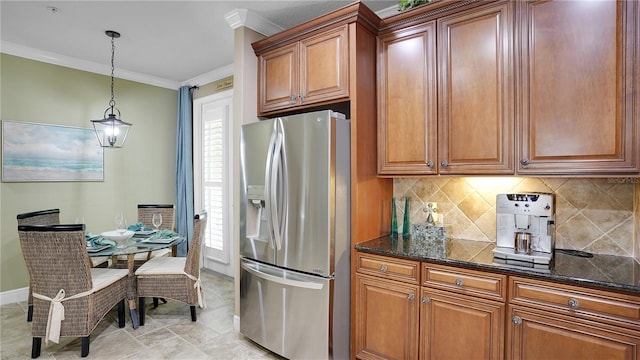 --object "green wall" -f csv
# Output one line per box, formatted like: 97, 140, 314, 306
0, 54, 178, 292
